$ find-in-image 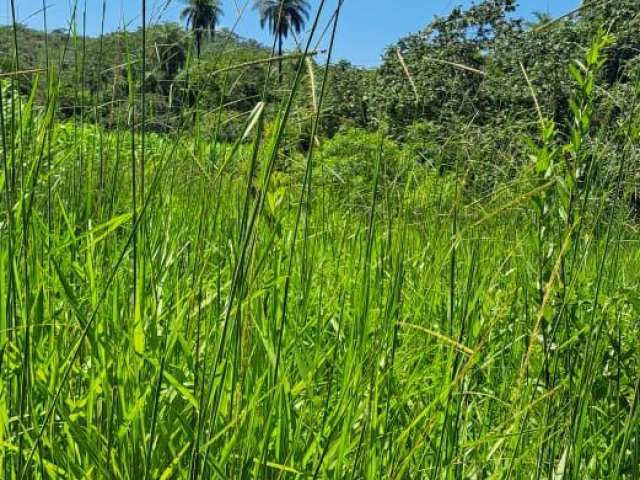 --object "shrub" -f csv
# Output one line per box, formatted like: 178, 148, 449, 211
312, 128, 411, 208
